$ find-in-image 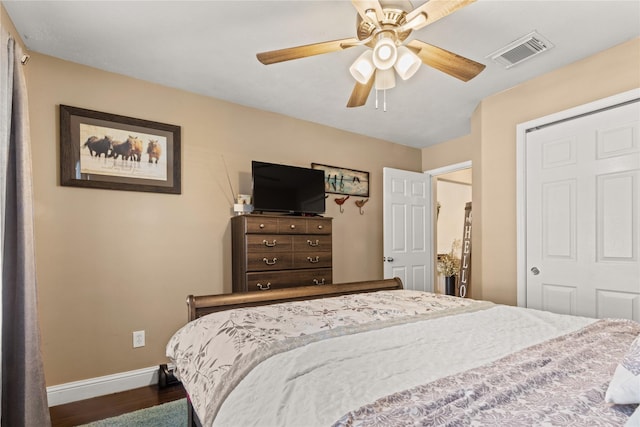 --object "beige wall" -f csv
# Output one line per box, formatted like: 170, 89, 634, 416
421, 134, 471, 171
423, 37, 640, 305
436, 180, 471, 255
24, 52, 420, 385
